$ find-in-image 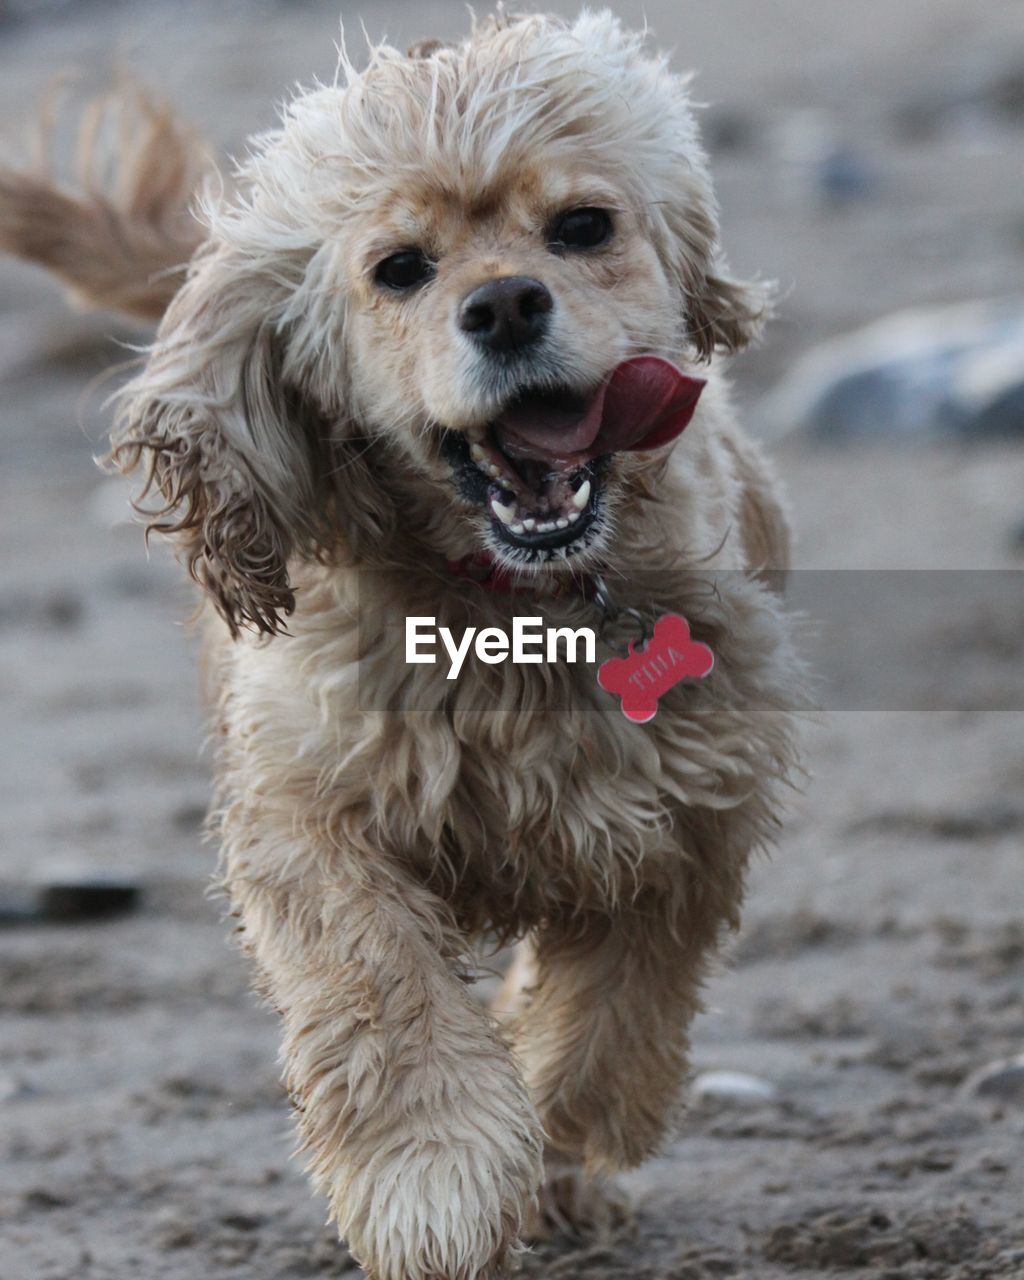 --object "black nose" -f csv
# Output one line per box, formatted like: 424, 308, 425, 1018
458, 276, 553, 352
